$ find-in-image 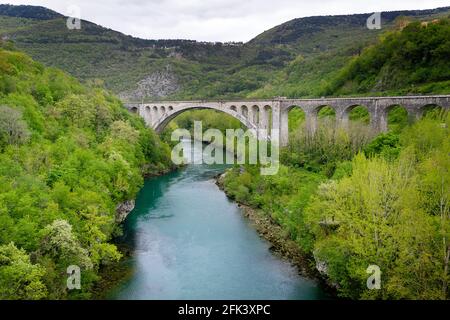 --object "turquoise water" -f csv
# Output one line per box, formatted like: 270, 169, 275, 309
109, 141, 326, 299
